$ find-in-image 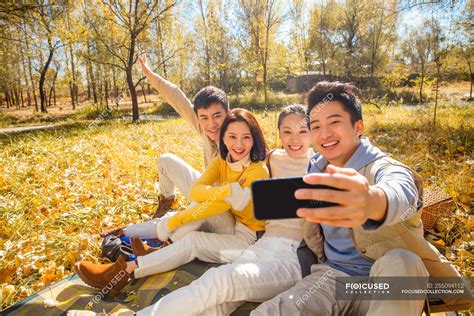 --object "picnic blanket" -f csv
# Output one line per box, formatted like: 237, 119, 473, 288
2, 260, 259, 315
